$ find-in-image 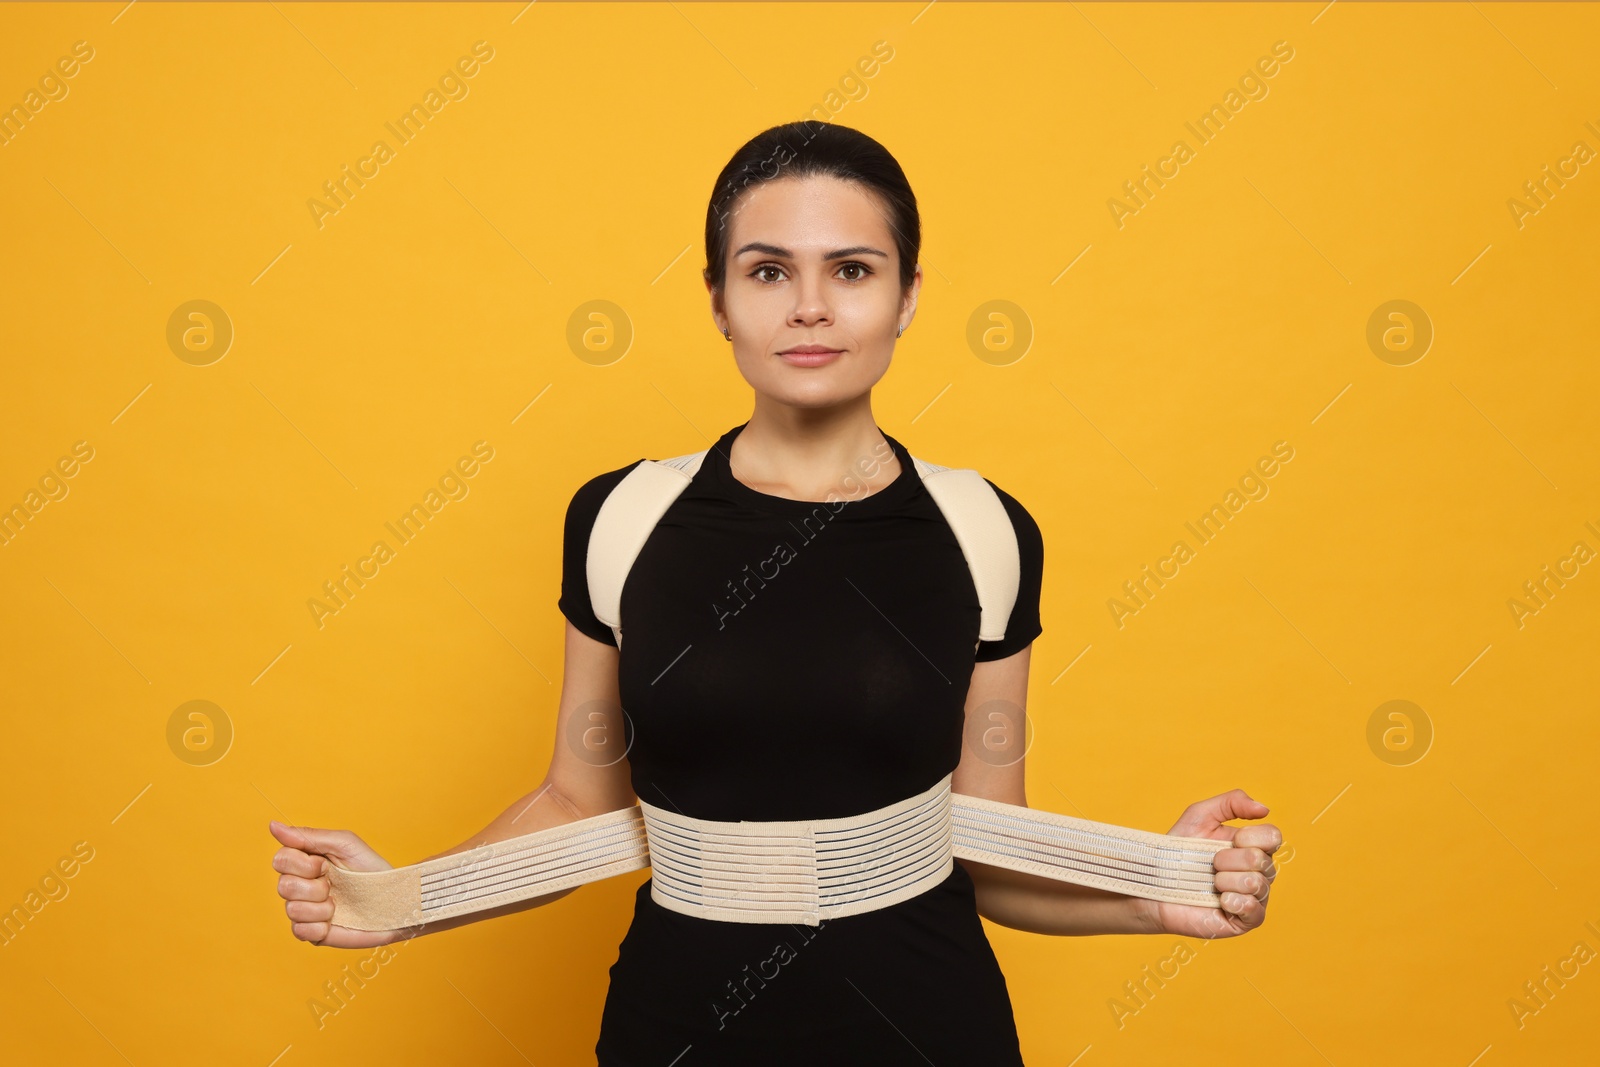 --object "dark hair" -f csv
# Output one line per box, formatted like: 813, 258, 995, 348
703, 121, 920, 296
